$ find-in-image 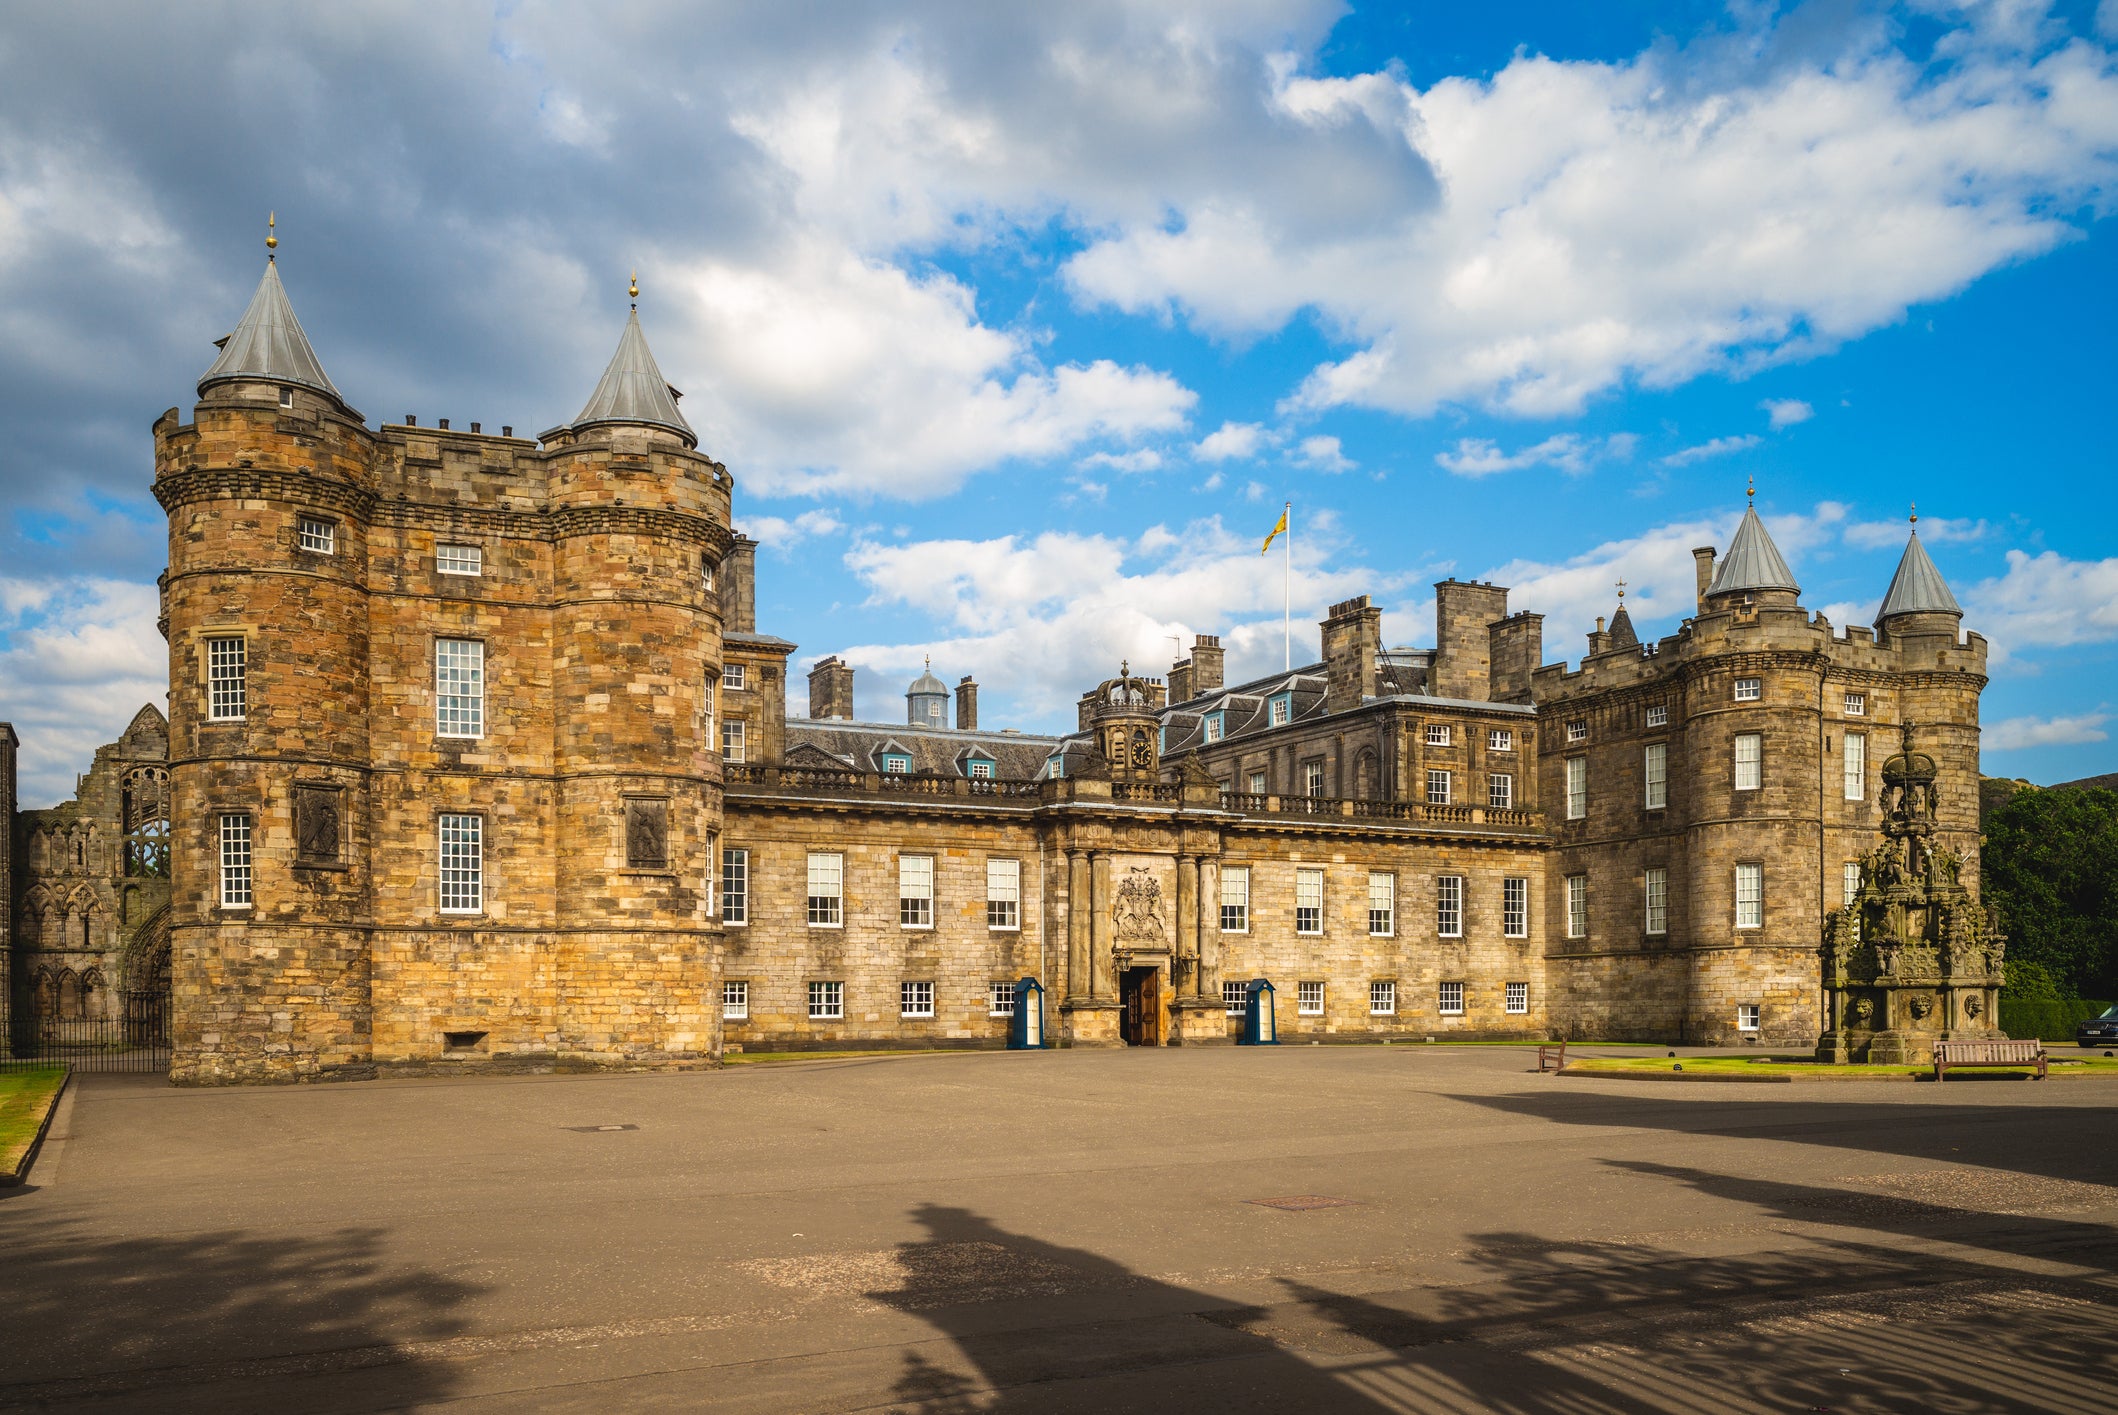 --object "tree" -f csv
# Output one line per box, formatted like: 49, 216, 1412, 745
1983, 785, 2118, 999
